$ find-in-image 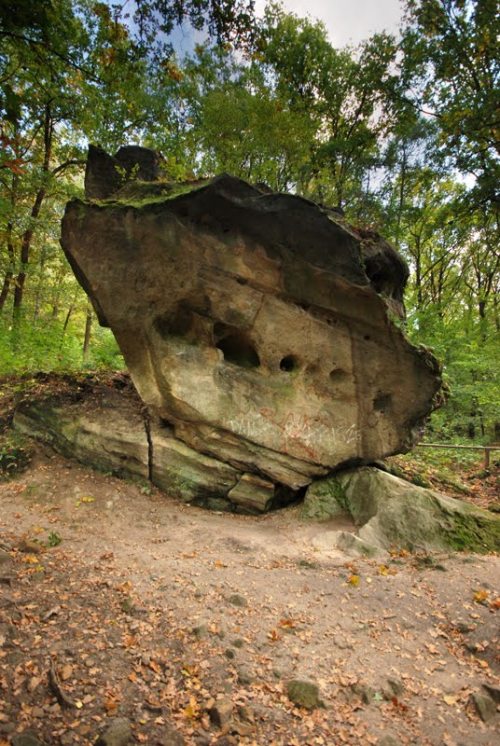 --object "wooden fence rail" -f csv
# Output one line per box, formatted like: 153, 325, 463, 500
415, 443, 500, 468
